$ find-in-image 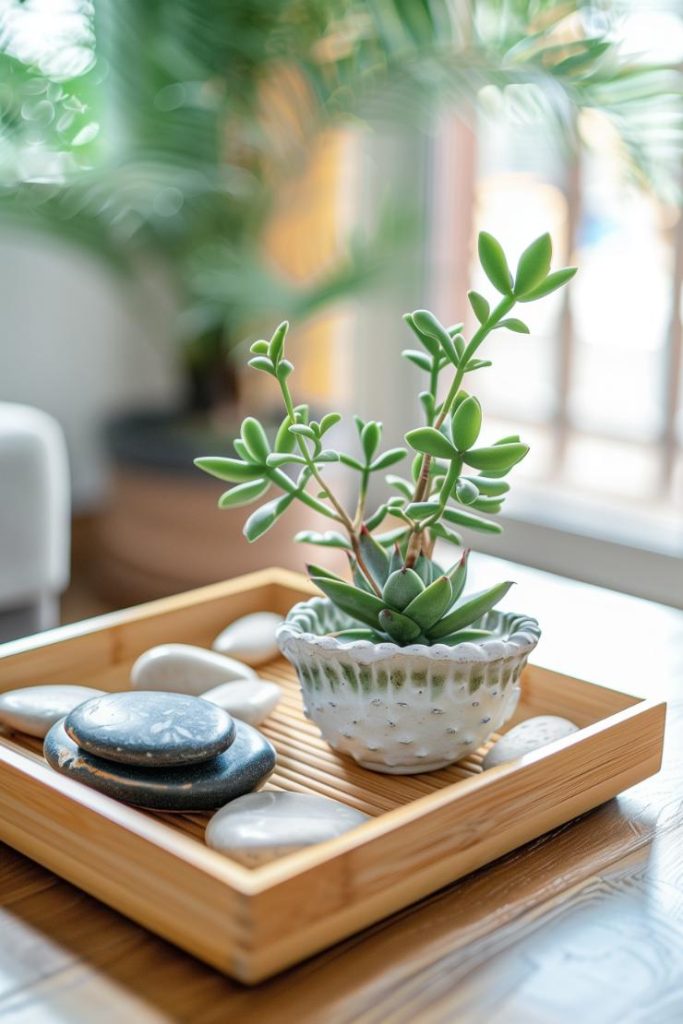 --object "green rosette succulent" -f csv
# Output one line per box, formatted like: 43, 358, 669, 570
196, 231, 576, 645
